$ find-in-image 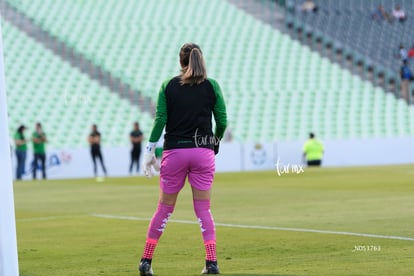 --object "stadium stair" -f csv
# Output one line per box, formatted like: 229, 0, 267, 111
283, 0, 414, 100
2, 20, 154, 148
